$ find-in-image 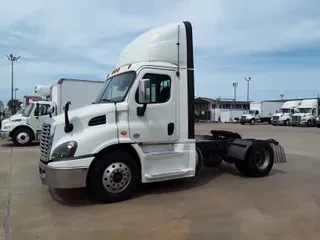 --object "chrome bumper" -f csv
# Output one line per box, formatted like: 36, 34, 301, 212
0, 131, 10, 139
39, 161, 88, 189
